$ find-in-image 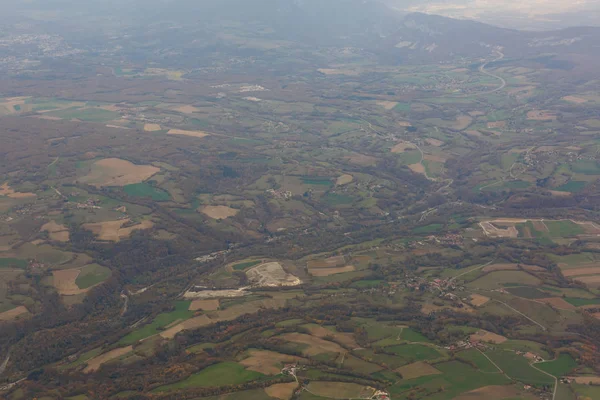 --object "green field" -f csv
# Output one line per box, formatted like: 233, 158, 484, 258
397, 150, 422, 165
571, 160, 600, 175
393, 102, 411, 112
0, 258, 28, 269
154, 362, 265, 391
124, 183, 170, 201
322, 193, 354, 206
389, 360, 510, 399
232, 260, 262, 271
300, 176, 333, 186
401, 328, 431, 343
536, 354, 577, 377
506, 286, 553, 299
564, 297, 600, 307
349, 279, 384, 289
496, 340, 551, 360
119, 301, 193, 344
468, 270, 541, 290
413, 224, 443, 234
456, 348, 499, 373
384, 344, 441, 362
75, 264, 112, 289
572, 383, 600, 400
486, 350, 555, 386
544, 220, 585, 237
556, 181, 587, 193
